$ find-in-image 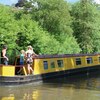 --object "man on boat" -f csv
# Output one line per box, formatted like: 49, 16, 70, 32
1, 45, 9, 65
